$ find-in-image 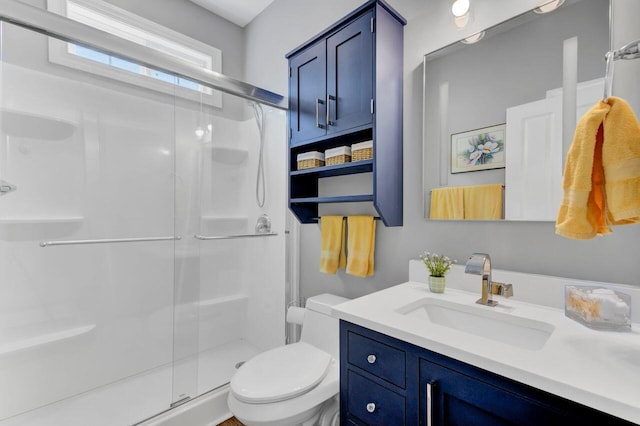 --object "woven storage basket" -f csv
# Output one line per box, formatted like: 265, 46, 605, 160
297, 151, 325, 170
351, 141, 373, 161
325, 146, 351, 166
